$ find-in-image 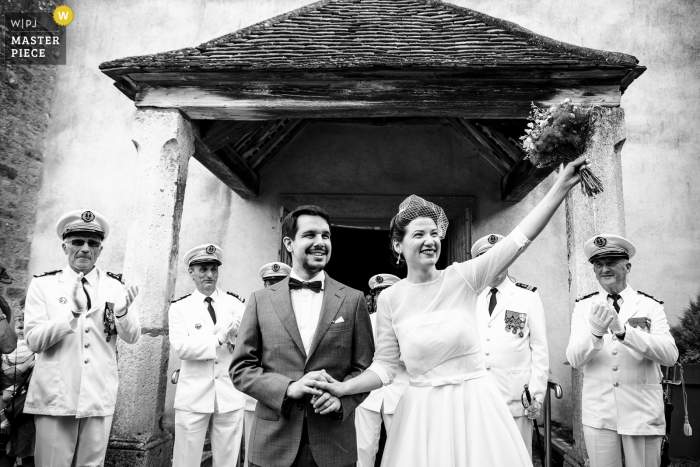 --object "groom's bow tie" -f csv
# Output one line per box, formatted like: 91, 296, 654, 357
289, 278, 322, 293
